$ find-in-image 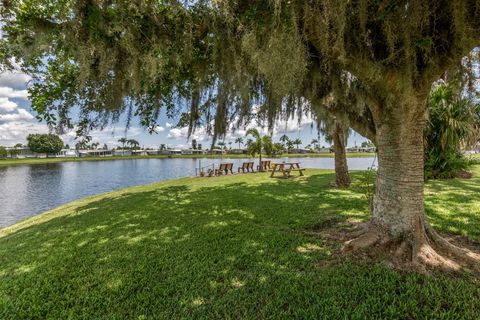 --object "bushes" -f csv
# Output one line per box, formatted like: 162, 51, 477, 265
425, 83, 480, 179
0, 146, 7, 159
27, 134, 64, 155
